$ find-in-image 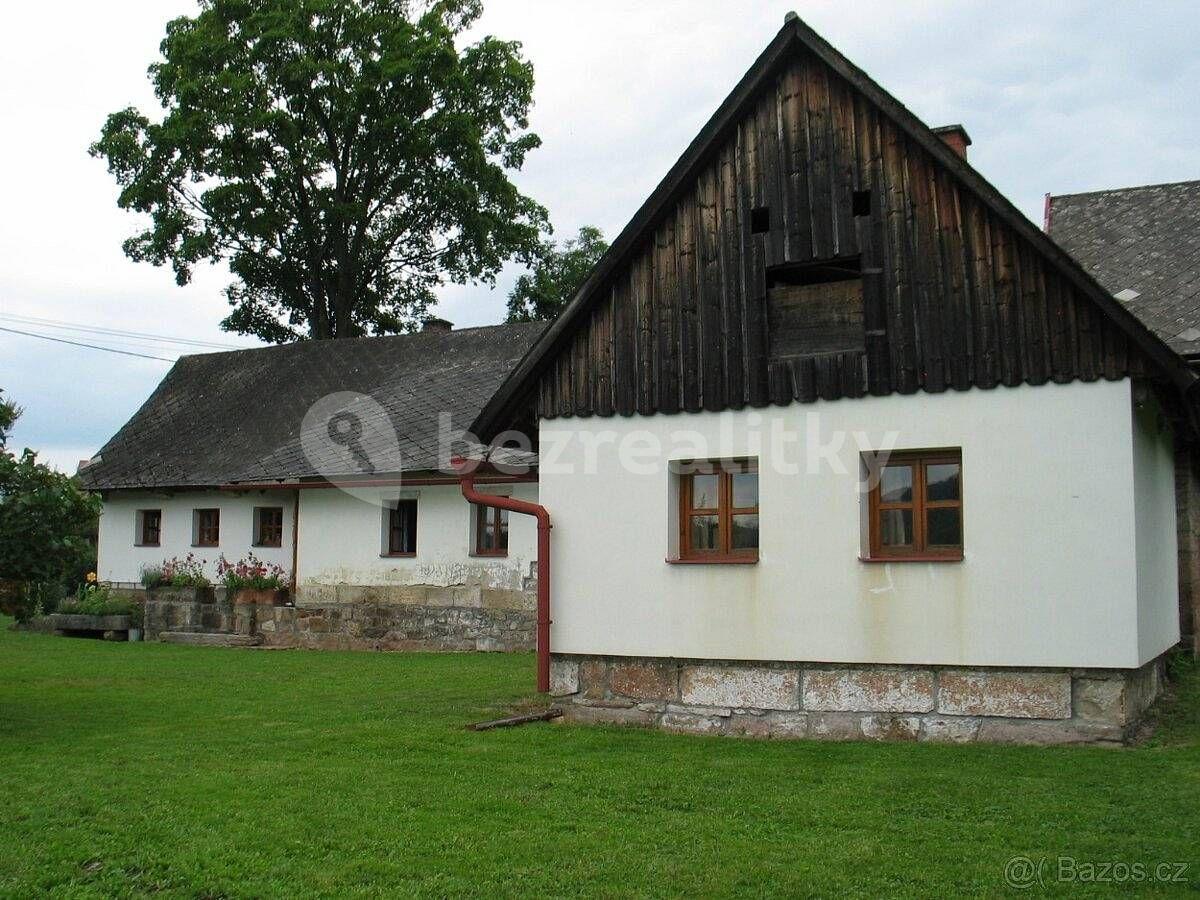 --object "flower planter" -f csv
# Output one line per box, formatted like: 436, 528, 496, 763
233, 588, 286, 607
